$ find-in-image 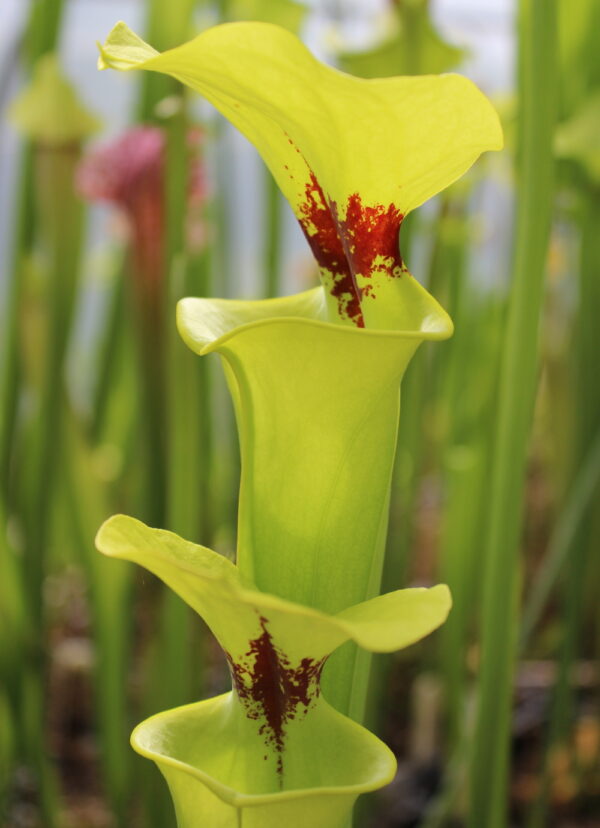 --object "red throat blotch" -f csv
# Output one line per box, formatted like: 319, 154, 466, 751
227, 616, 325, 778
